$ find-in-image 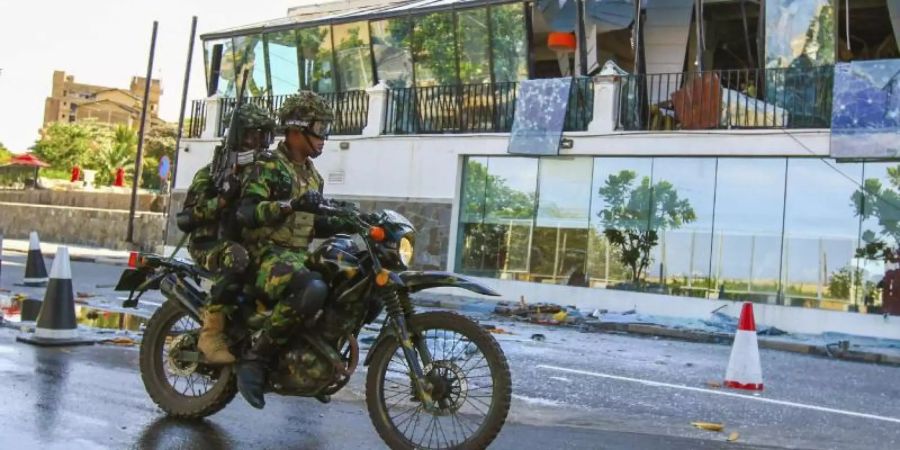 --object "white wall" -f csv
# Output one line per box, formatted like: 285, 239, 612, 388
173, 139, 218, 190
426, 277, 900, 340
179, 127, 829, 193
